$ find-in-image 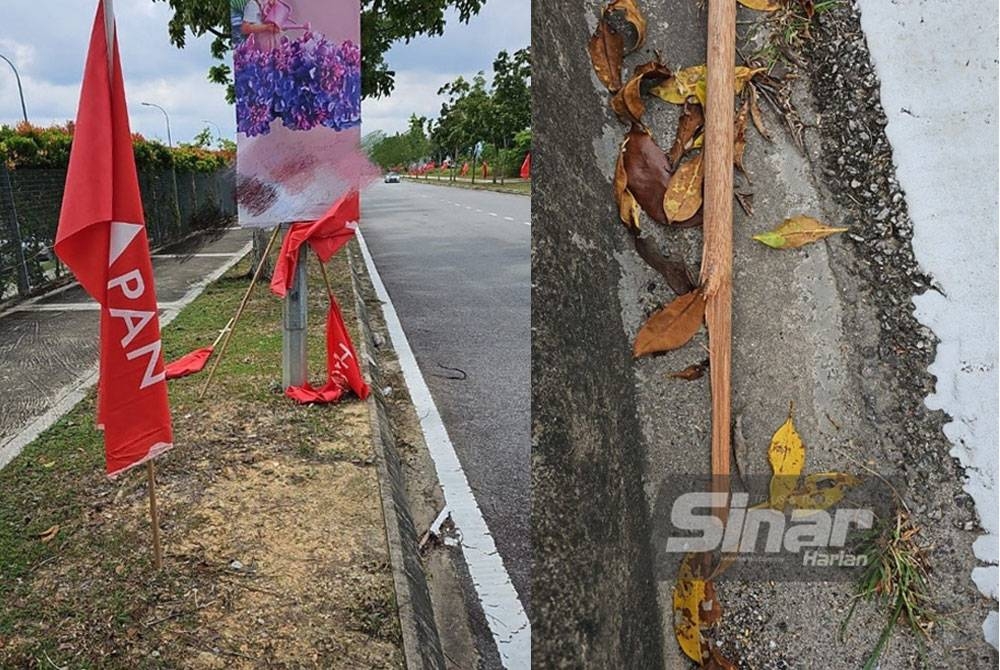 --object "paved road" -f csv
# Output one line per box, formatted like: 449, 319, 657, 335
0, 228, 253, 468
360, 181, 531, 608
